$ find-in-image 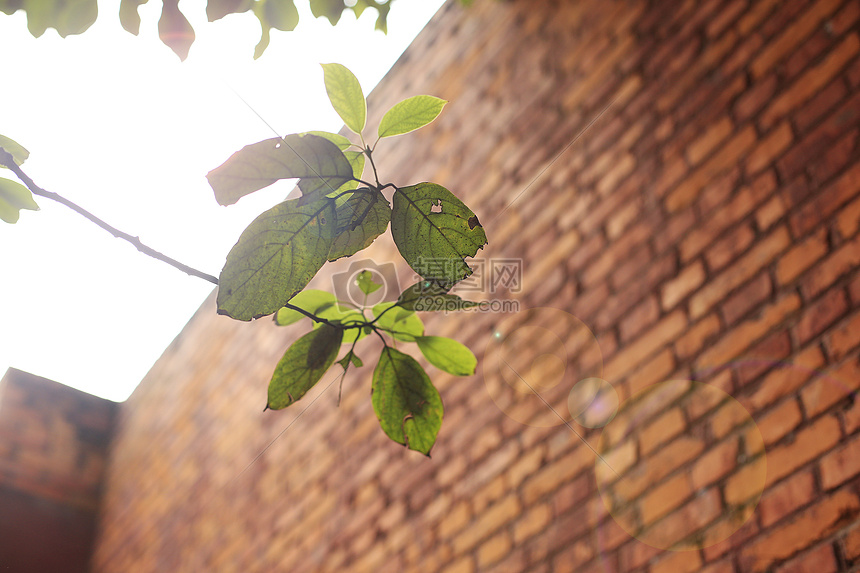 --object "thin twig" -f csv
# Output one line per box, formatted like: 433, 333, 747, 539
0, 147, 219, 285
